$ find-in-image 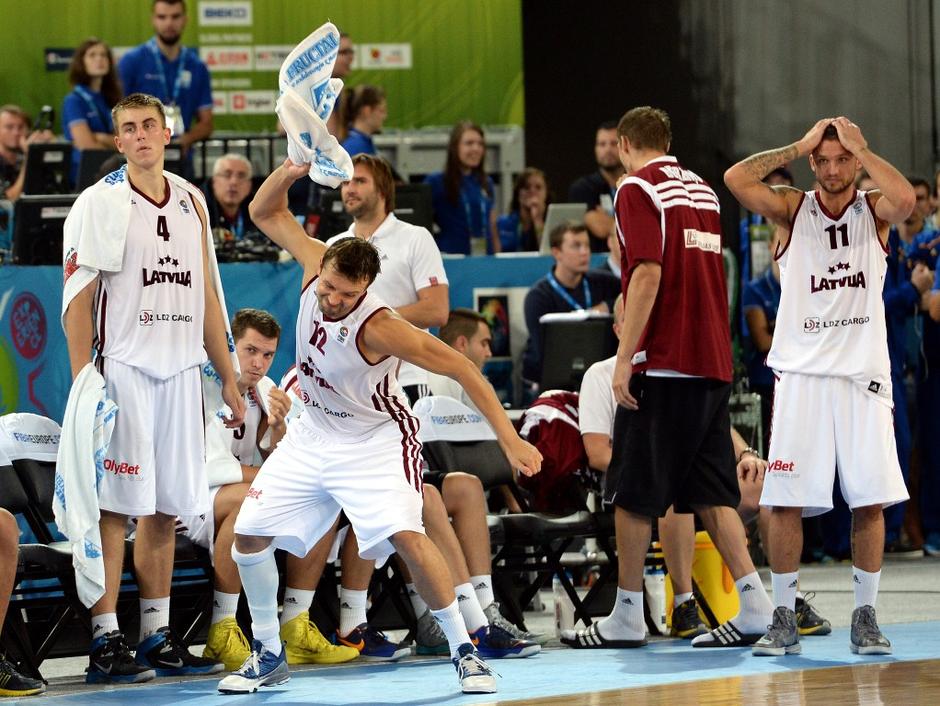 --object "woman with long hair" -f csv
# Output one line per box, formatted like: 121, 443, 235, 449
62, 37, 122, 186
425, 120, 499, 255
340, 85, 387, 157
497, 167, 552, 252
